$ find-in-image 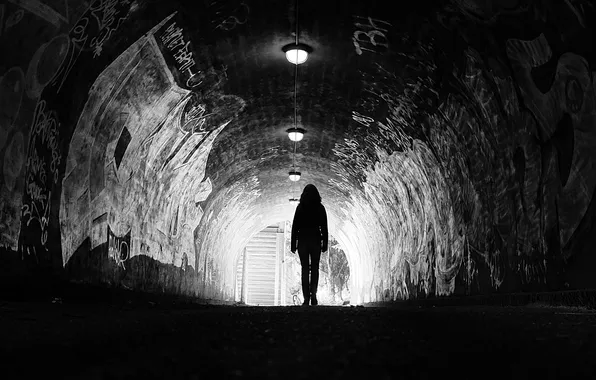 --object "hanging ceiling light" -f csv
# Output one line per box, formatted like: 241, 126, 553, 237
282, 43, 312, 65
289, 170, 301, 182
287, 127, 305, 142
289, 197, 299, 205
